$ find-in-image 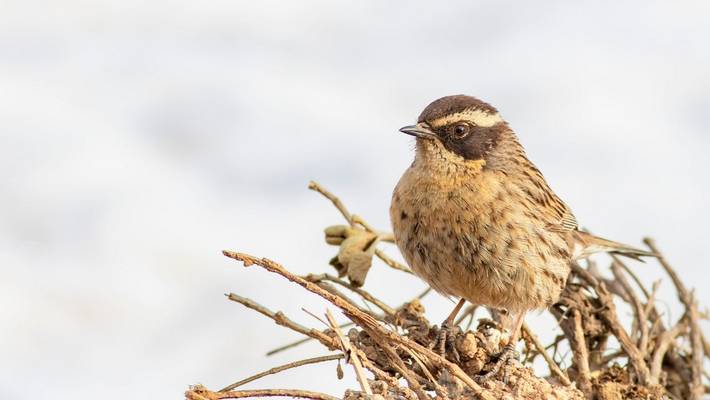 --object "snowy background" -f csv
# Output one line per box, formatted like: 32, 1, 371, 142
1, 1, 709, 399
